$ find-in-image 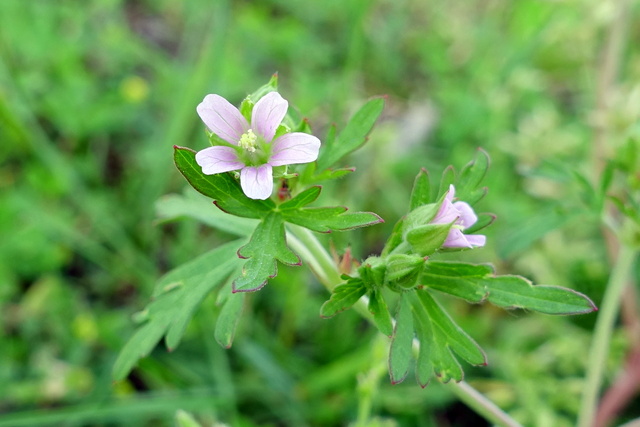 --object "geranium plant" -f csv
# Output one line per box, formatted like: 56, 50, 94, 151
113, 76, 597, 425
